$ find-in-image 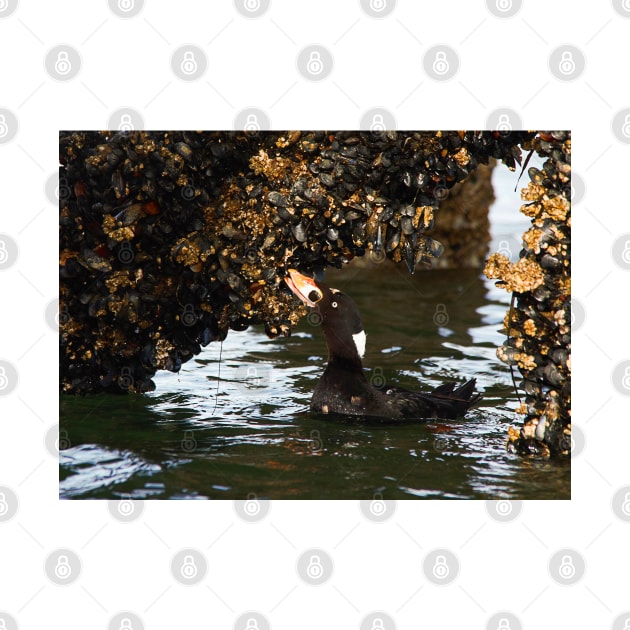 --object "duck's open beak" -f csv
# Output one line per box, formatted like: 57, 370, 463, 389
285, 269, 320, 307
